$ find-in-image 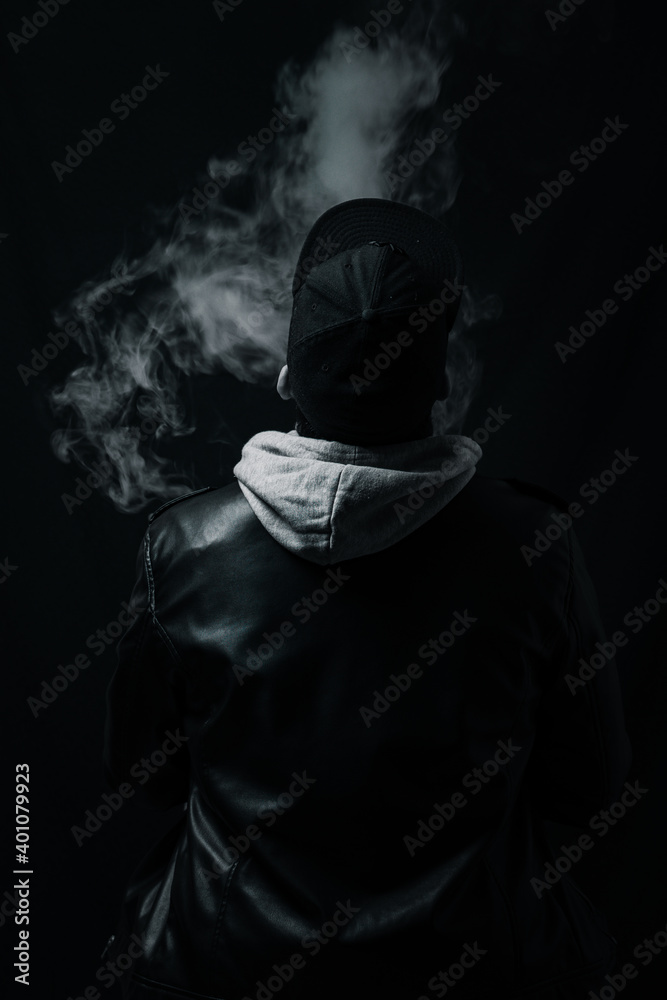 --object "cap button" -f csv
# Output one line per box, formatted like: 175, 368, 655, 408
362, 308, 375, 321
